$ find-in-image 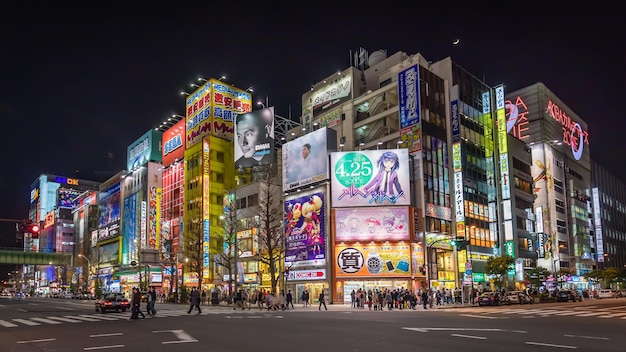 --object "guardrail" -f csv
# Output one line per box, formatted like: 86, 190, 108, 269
0, 247, 72, 265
